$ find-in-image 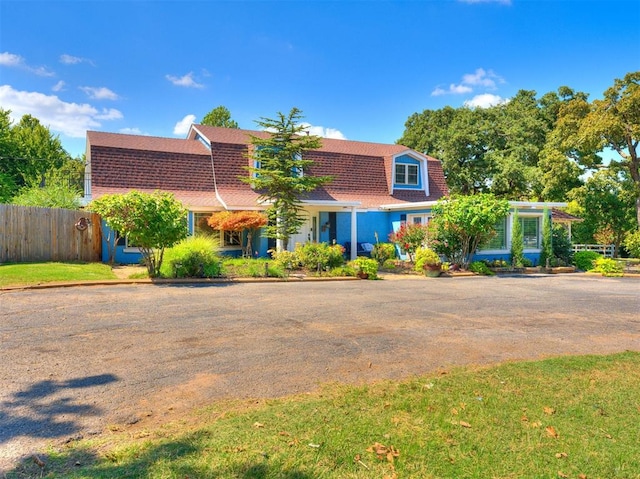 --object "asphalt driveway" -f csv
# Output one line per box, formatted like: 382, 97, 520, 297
1, 274, 639, 471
